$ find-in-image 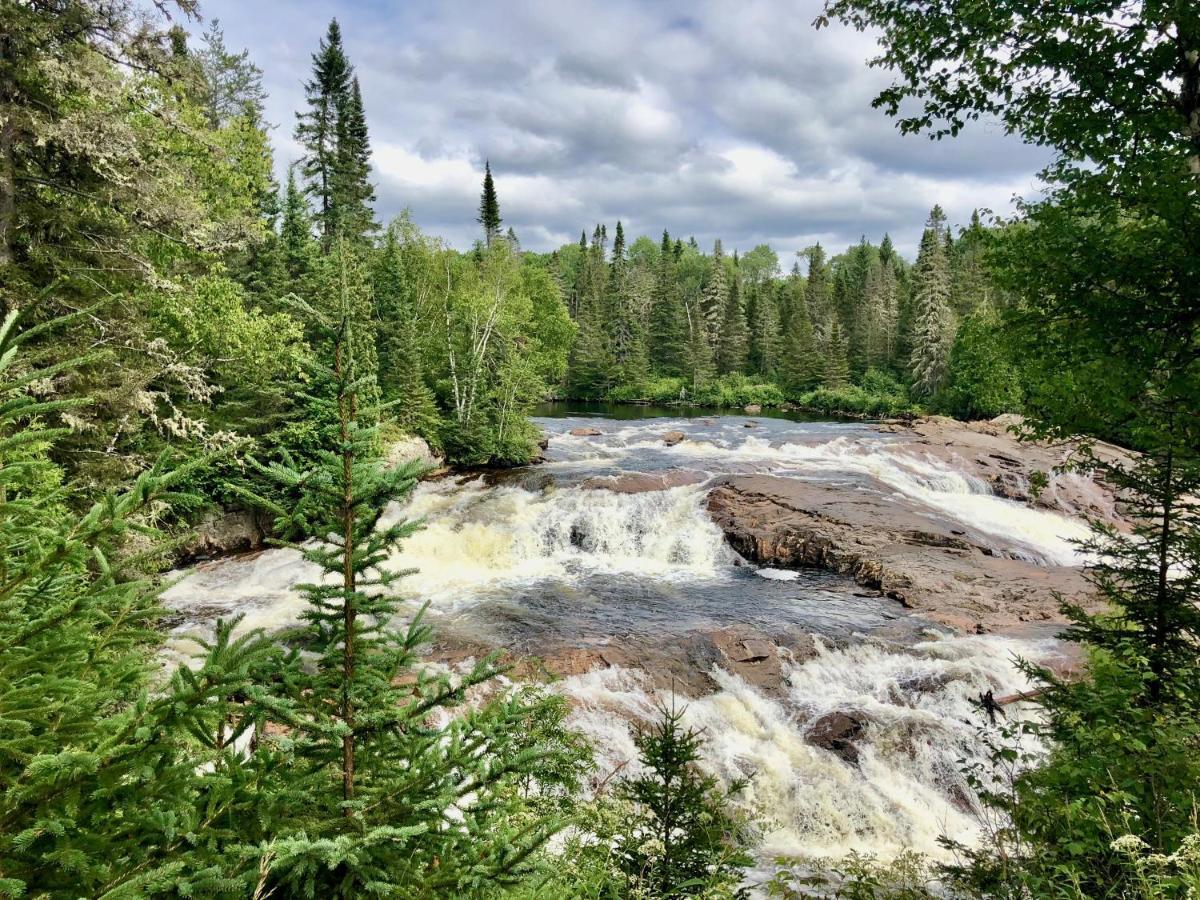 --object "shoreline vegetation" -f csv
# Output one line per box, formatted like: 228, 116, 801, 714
1, 1, 1197, 898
